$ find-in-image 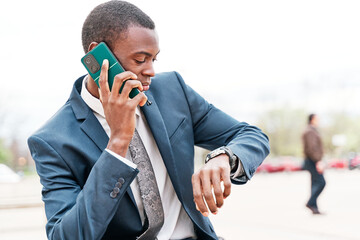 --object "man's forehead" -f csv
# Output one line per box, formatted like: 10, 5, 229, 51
114, 27, 159, 53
